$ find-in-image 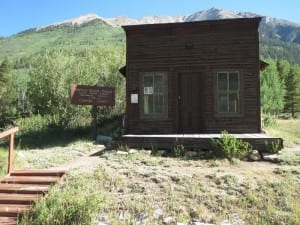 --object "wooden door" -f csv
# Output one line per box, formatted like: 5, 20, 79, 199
179, 72, 203, 133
